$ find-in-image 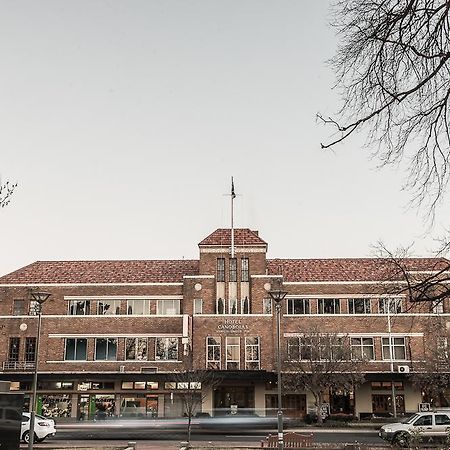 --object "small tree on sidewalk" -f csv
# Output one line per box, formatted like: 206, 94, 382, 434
173, 369, 221, 448
283, 330, 365, 425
